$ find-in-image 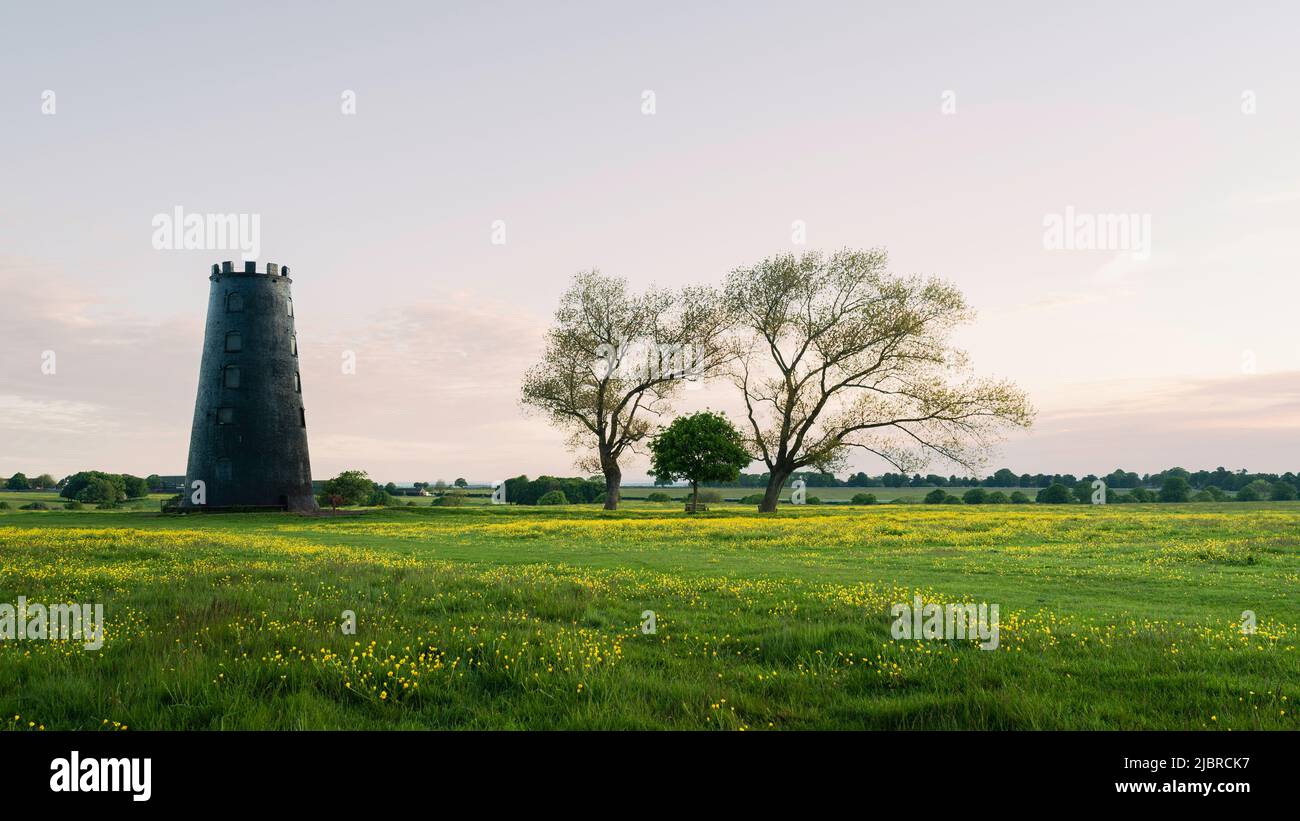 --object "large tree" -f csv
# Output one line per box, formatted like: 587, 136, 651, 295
522, 270, 732, 510
726, 249, 1033, 512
